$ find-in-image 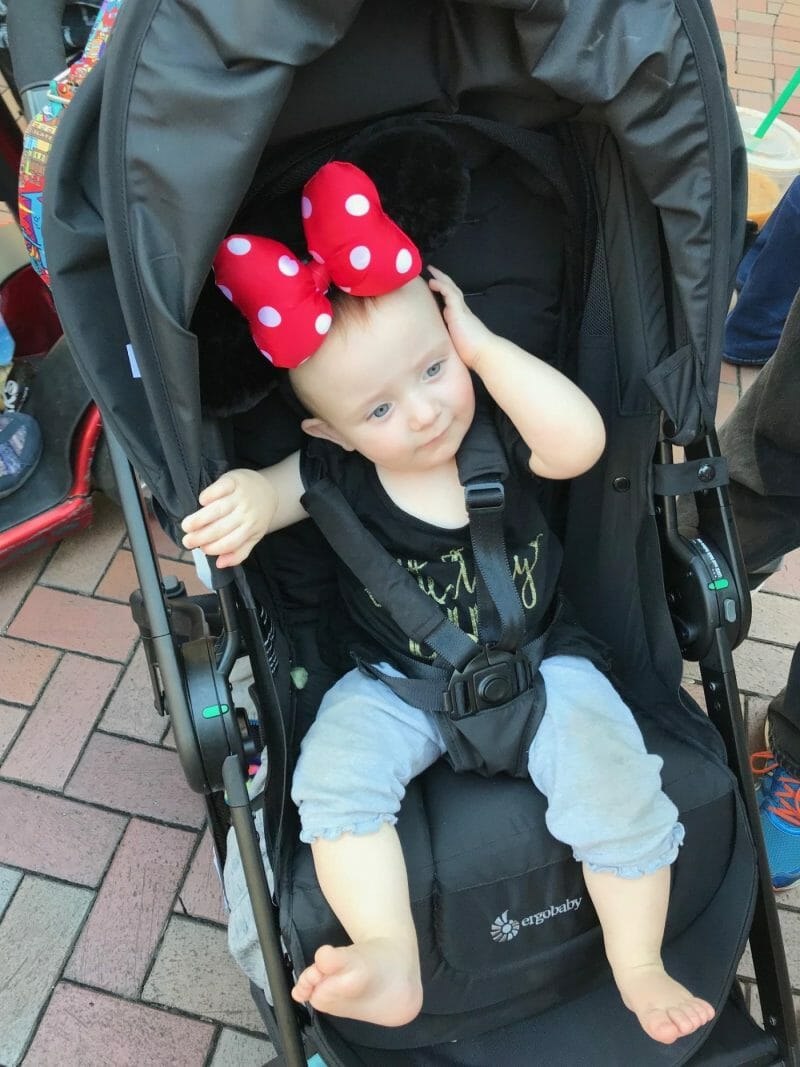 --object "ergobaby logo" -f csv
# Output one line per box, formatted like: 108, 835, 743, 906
490, 896, 583, 943
490, 911, 521, 942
